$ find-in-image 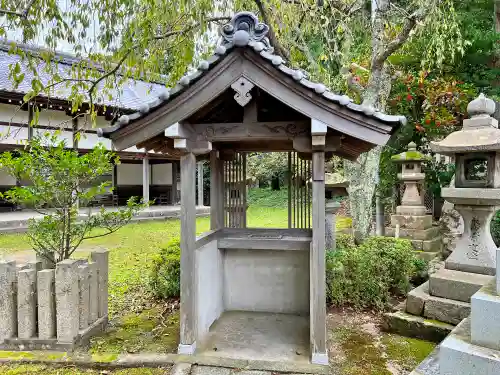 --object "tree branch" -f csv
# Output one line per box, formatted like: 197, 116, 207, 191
253, 0, 290, 60
0, 0, 36, 18
373, 8, 426, 66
